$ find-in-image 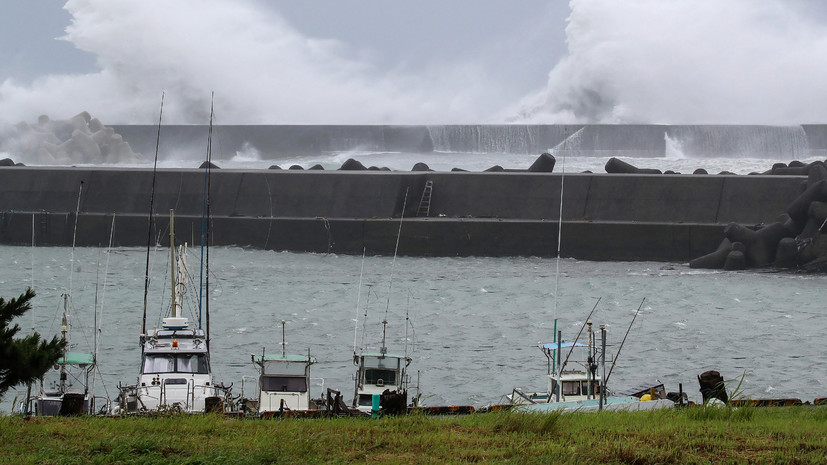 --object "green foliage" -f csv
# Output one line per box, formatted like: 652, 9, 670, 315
0, 288, 65, 399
